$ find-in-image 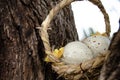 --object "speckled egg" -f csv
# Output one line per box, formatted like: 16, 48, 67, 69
83, 35, 110, 57
62, 41, 94, 64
